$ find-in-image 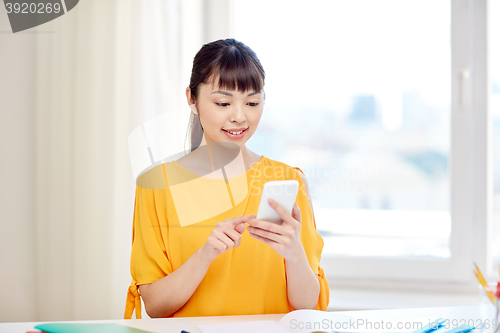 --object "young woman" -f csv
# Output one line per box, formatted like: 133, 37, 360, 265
124, 38, 329, 319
